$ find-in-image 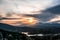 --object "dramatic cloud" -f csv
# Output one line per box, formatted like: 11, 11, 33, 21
30, 5, 60, 23
46, 5, 60, 14
0, 0, 59, 14
48, 16, 60, 22
0, 0, 60, 26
